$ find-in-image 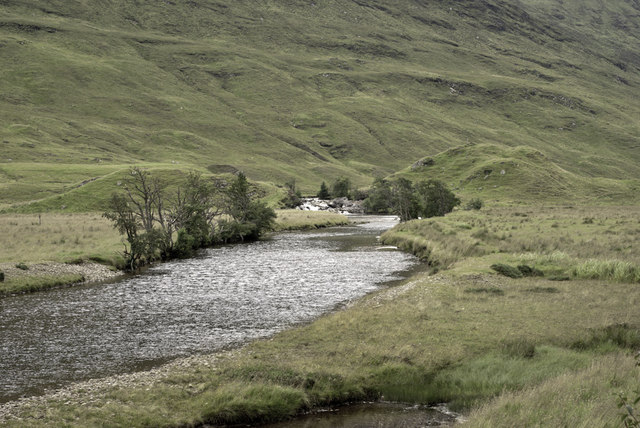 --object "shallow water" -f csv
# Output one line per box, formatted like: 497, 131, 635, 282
0, 216, 417, 402
259, 402, 459, 428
